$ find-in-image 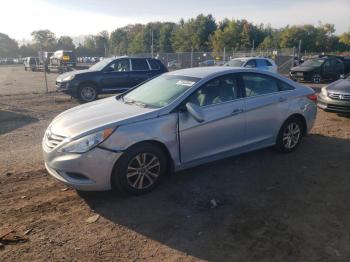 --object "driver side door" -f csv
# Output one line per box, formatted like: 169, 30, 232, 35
100, 58, 131, 92
178, 74, 246, 164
